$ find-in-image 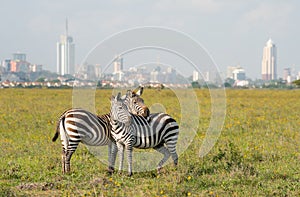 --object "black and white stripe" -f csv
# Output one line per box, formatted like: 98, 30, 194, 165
52, 87, 148, 174
110, 93, 179, 176
52, 109, 113, 174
